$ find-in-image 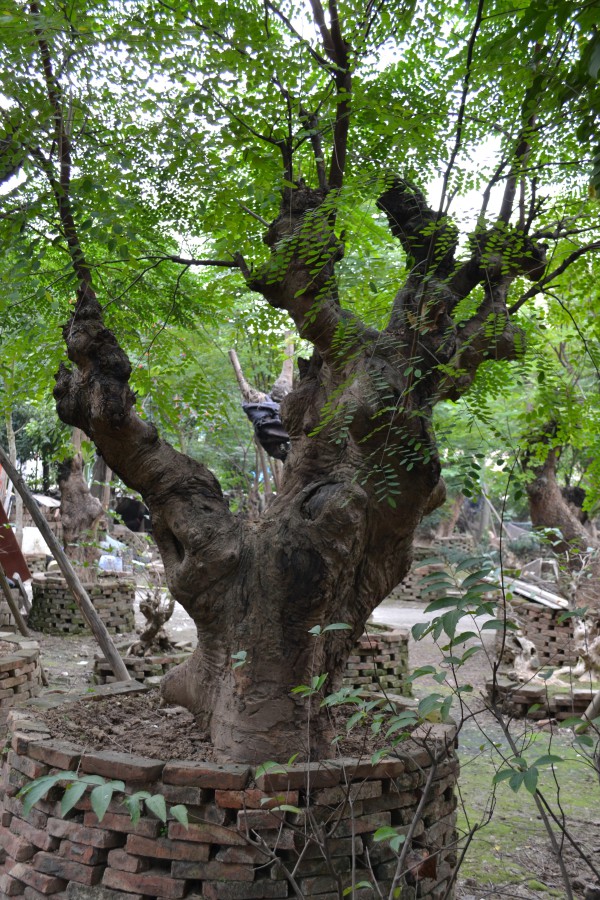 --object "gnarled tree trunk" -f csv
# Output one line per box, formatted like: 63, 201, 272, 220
58, 450, 104, 580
